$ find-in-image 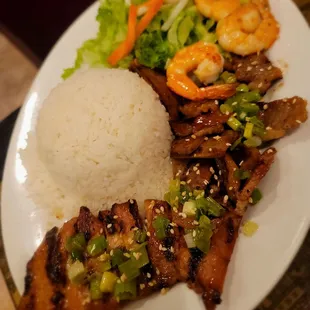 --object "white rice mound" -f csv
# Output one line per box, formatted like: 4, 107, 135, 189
22, 68, 172, 221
